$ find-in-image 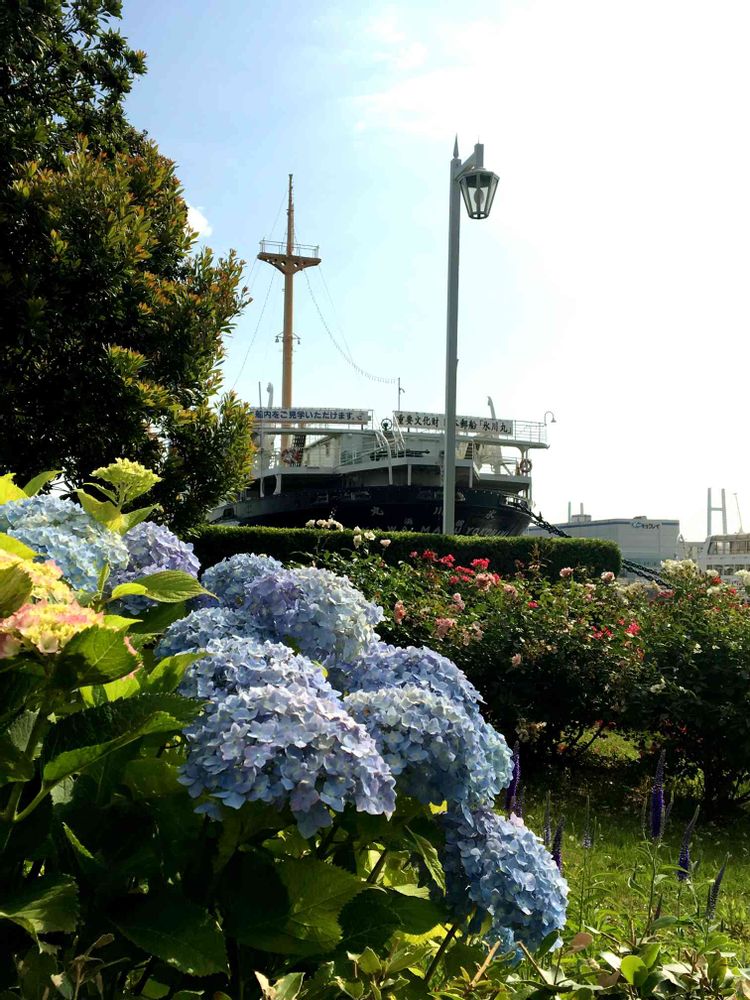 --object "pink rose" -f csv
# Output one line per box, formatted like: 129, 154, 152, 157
393, 600, 406, 624
511, 653, 522, 667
